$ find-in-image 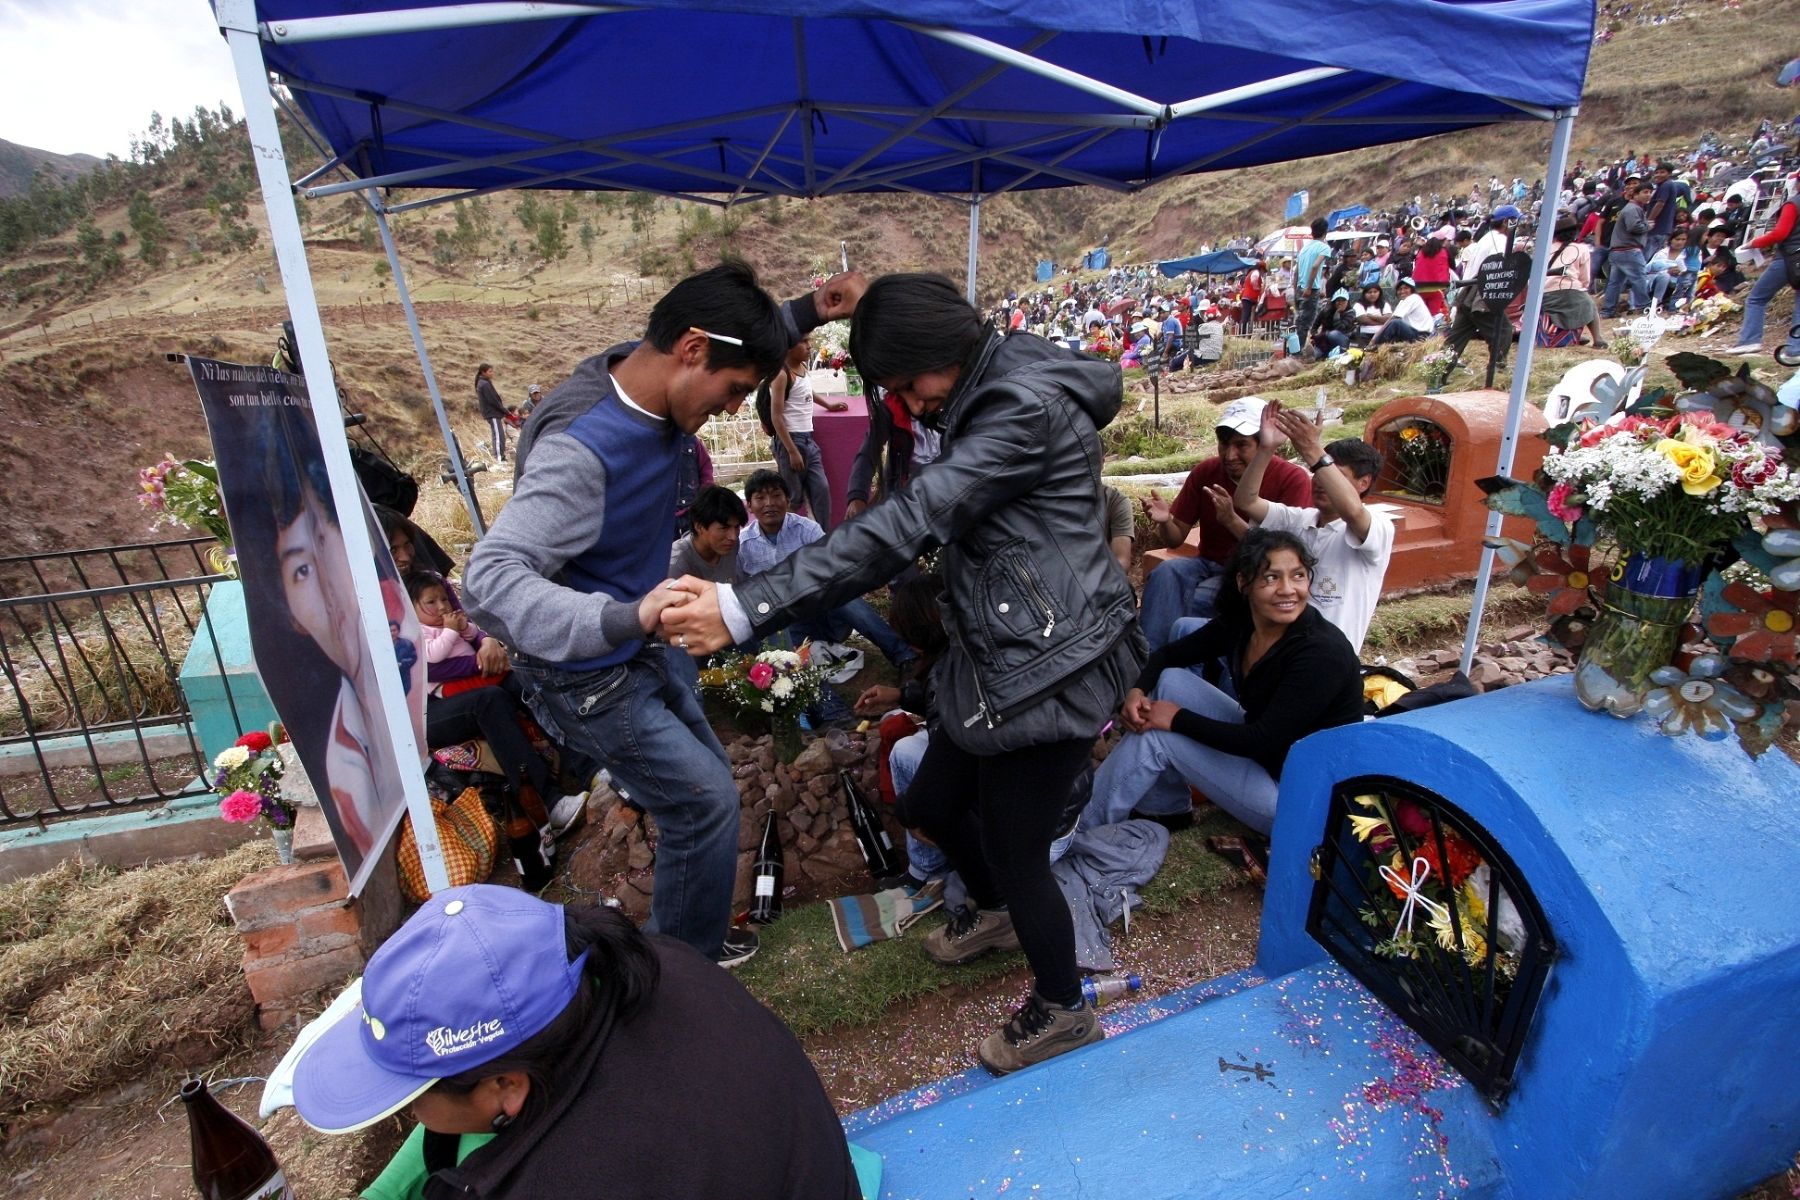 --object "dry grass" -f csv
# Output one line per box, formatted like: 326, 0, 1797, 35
0, 840, 271, 1124
0, 611, 192, 739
